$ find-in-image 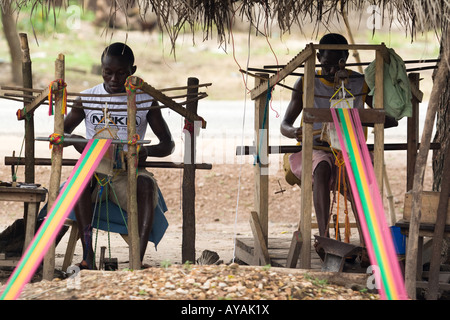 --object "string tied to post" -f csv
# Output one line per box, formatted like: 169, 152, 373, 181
127, 133, 141, 169
125, 76, 144, 95
48, 79, 67, 116
48, 133, 64, 150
